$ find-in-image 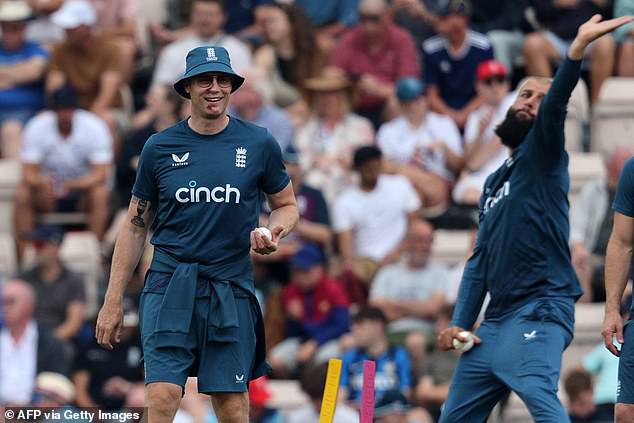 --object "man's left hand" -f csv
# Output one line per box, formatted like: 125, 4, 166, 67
569, 15, 634, 59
